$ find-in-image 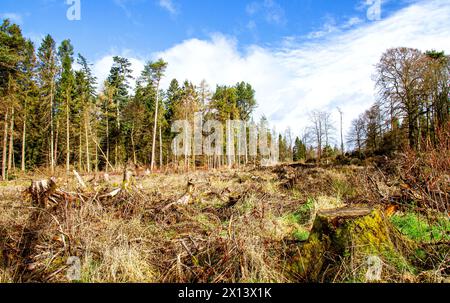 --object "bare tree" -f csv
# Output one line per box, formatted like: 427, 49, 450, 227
347, 115, 366, 153
308, 110, 335, 161
337, 107, 344, 154
375, 47, 428, 149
